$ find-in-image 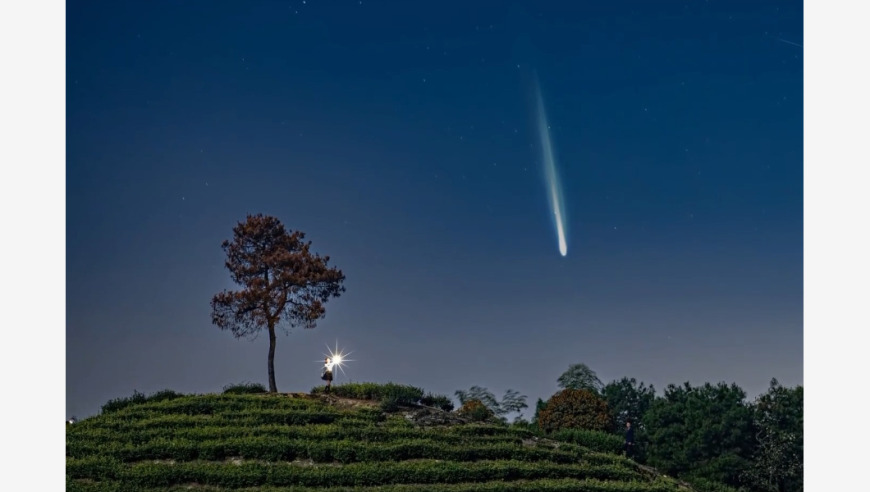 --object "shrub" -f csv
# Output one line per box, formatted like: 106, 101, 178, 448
222, 382, 267, 394
421, 392, 455, 412
311, 382, 425, 406
457, 399, 495, 422
538, 389, 613, 433
100, 391, 148, 414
